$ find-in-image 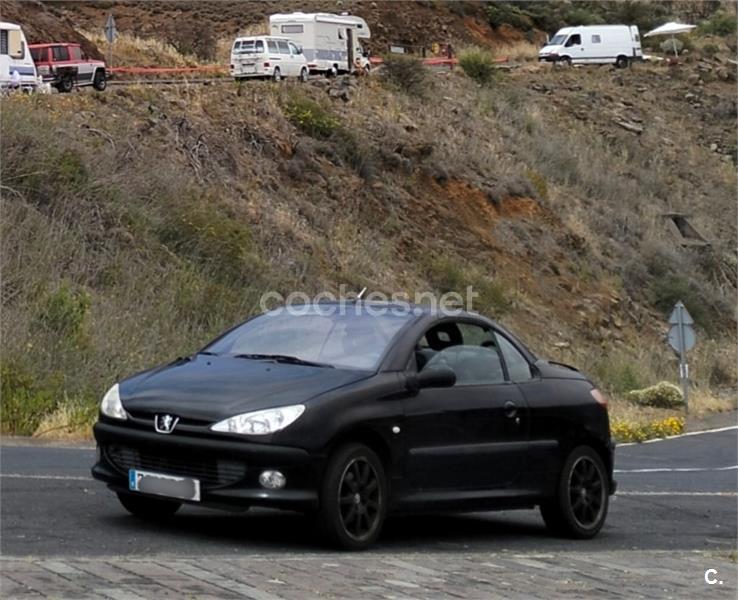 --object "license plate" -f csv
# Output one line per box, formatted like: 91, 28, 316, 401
128, 469, 201, 502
